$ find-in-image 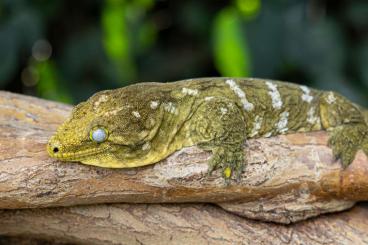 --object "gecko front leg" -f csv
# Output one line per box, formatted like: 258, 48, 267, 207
188, 97, 247, 182
320, 91, 368, 167
327, 124, 368, 166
